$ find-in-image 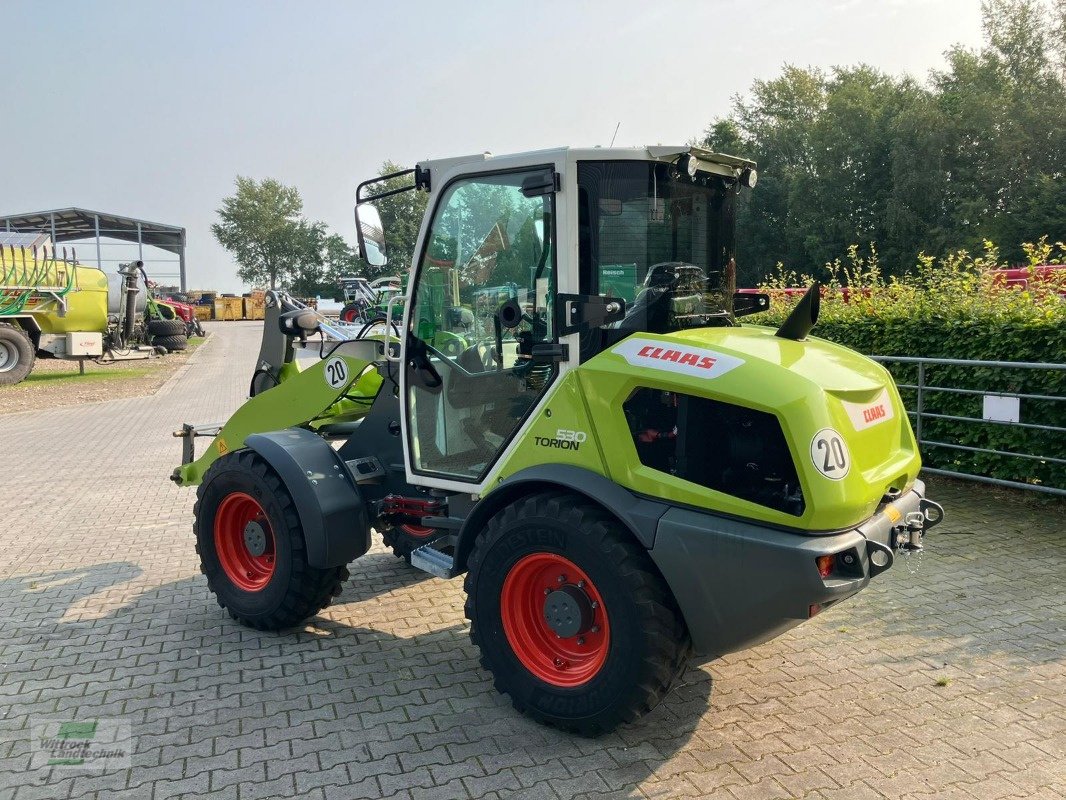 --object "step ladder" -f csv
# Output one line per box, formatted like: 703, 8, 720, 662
410, 535, 458, 579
